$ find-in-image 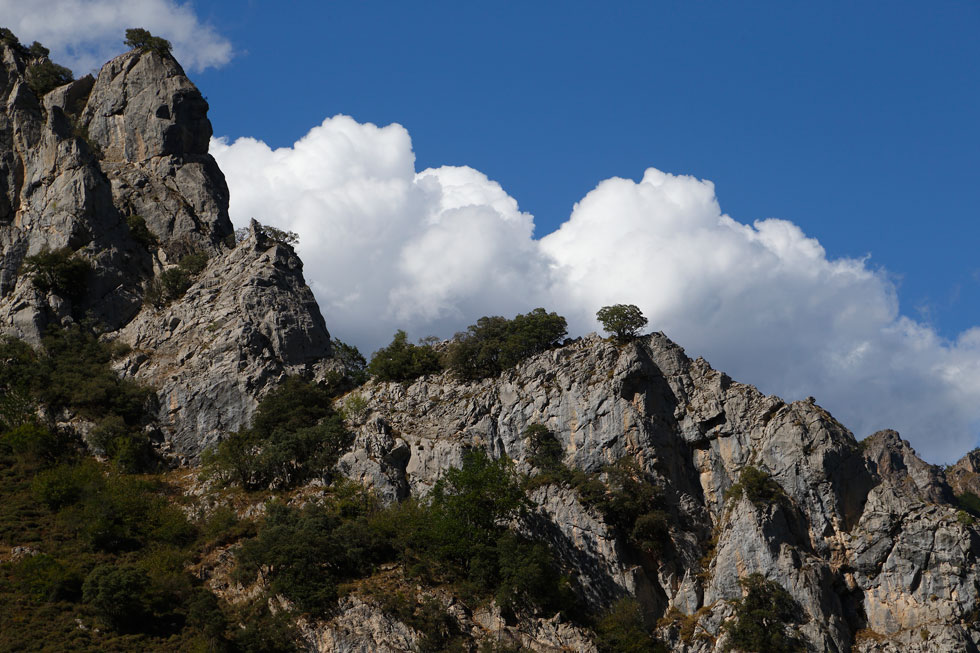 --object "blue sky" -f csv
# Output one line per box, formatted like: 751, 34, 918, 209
3, 1, 979, 461
191, 1, 980, 338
